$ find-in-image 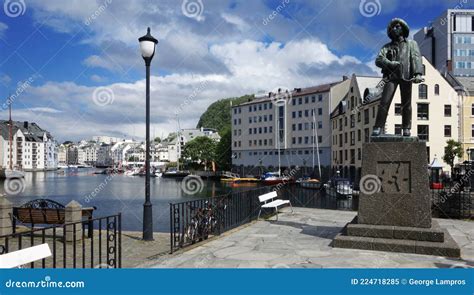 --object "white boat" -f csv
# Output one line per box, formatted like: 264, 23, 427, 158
124, 168, 140, 176
299, 178, 322, 189
0, 169, 25, 179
